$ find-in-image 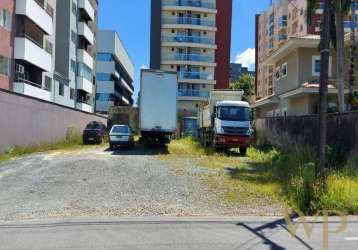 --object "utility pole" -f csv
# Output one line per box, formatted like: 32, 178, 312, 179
349, 0, 357, 110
